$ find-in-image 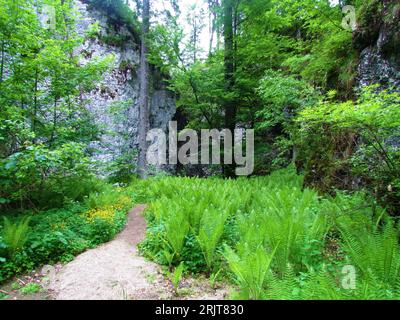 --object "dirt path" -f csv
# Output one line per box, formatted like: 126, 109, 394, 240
43, 205, 228, 300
